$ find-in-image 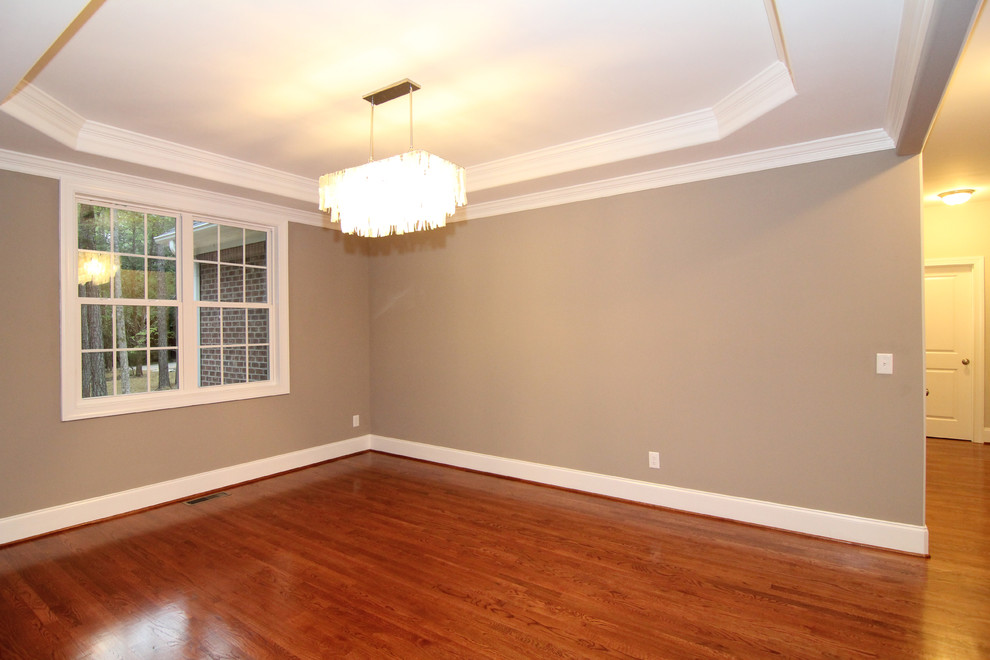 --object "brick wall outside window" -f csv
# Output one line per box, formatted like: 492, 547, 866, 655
197, 237, 269, 386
